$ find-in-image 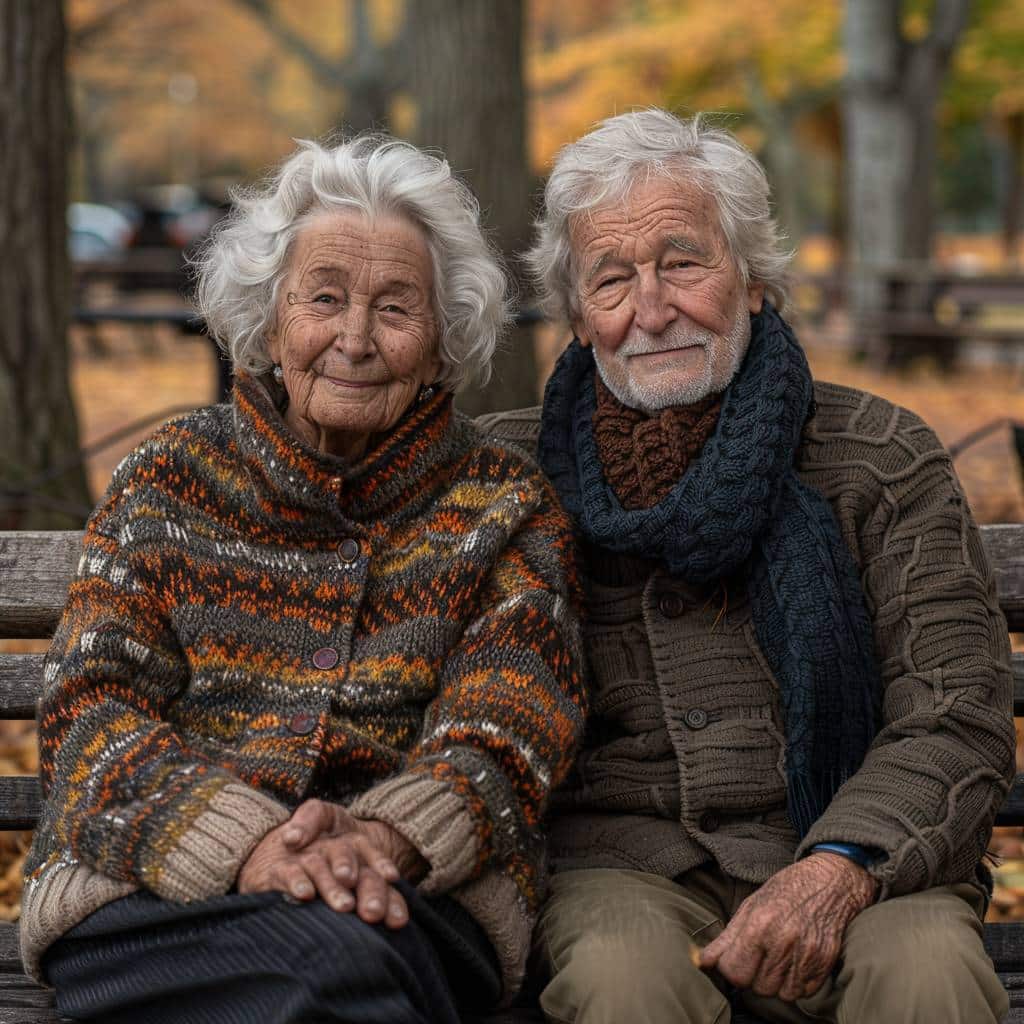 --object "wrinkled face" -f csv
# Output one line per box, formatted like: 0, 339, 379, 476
569, 176, 764, 411
268, 209, 440, 460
